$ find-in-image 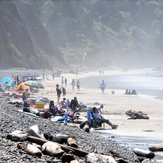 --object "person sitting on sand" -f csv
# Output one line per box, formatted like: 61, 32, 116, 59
49, 100, 57, 116
43, 110, 51, 119
59, 98, 67, 108
22, 92, 34, 107
70, 97, 79, 111
92, 107, 118, 129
